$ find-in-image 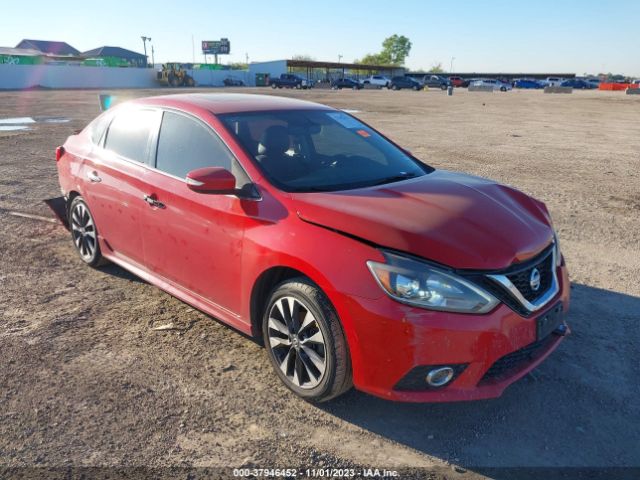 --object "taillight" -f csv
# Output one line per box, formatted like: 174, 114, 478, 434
55, 146, 65, 162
